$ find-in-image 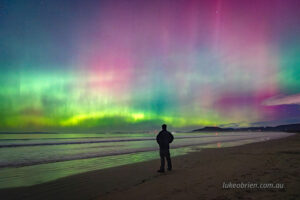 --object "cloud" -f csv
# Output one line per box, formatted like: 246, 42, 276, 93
263, 94, 300, 106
